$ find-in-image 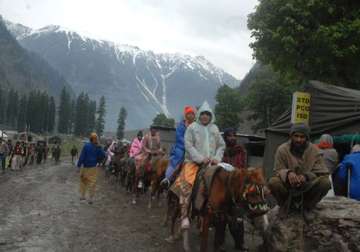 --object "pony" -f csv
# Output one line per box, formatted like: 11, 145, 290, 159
165, 166, 270, 252
147, 157, 169, 208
